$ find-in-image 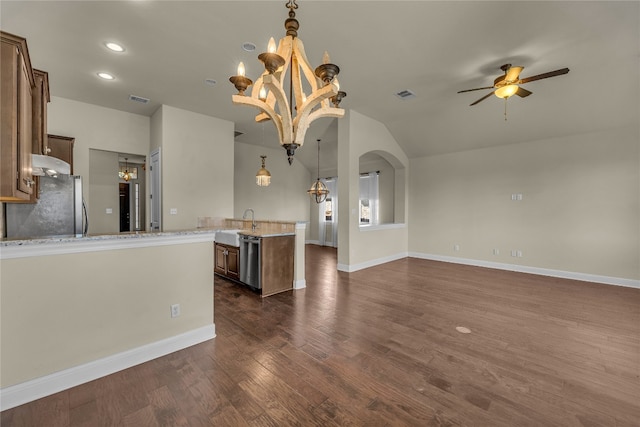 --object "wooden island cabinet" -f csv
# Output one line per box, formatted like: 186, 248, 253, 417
214, 242, 240, 281
260, 235, 295, 297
